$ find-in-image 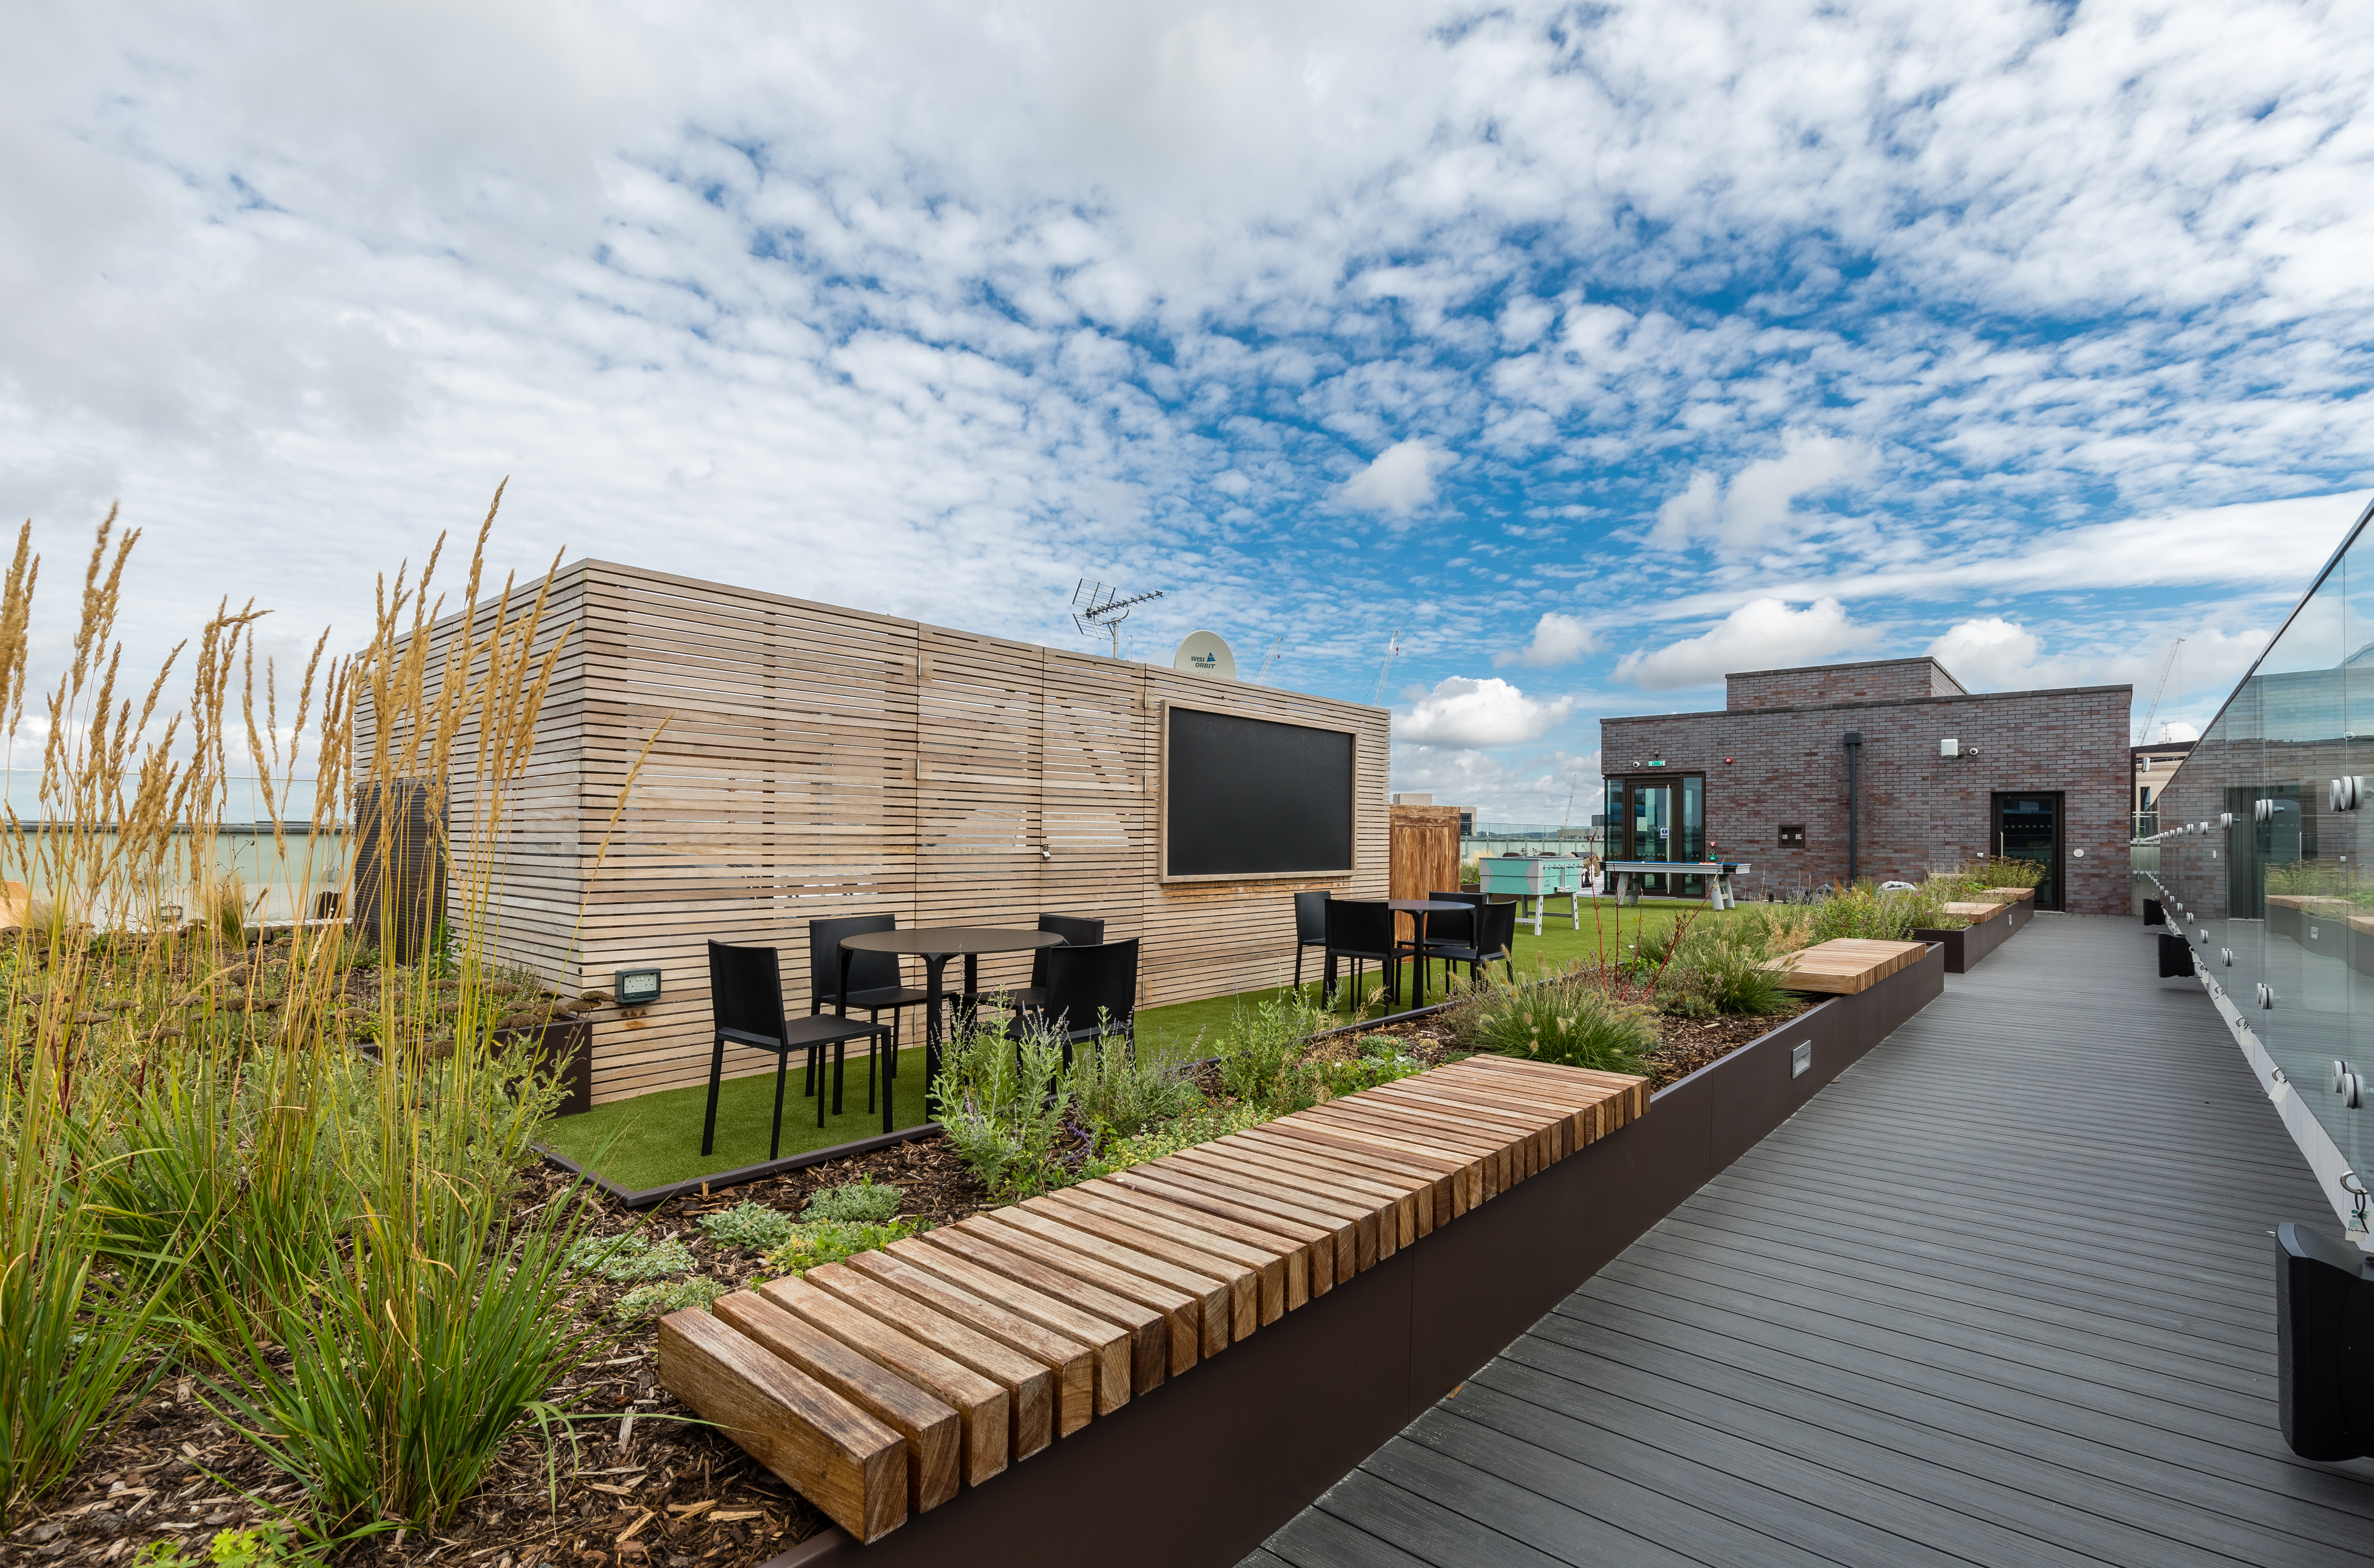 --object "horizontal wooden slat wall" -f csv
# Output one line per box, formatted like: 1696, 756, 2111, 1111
399, 561, 1388, 1106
